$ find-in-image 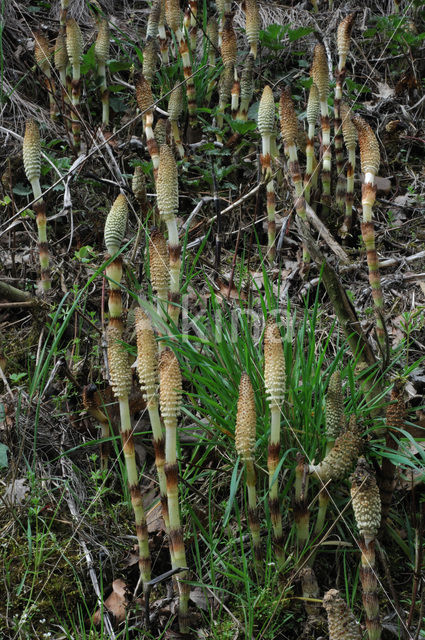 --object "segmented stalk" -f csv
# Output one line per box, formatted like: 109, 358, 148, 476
231, 72, 240, 120
23, 120, 51, 292
335, 14, 355, 210
135, 309, 172, 542
304, 83, 319, 204
159, 348, 189, 634
59, 0, 69, 36
168, 82, 185, 158
66, 18, 83, 153
311, 43, 331, 214
352, 115, 386, 356
82, 384, 111, 472
237, 54, 254, 121
350, 458, 382, 640
95, 17, 110, 128
107, 326, 151, 590
135, 73, 160, 176
294, 453, 310, 556
235, 373, 261, 572
157, 145, 181, 328
34, 32, 57, 120
187, 0, 197, 52
264, 319, 286, 567
339, 103, 357, 238
323, 589, 362, 640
